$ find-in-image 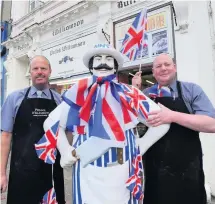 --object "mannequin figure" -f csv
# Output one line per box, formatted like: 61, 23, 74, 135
38, 44, 170, 204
